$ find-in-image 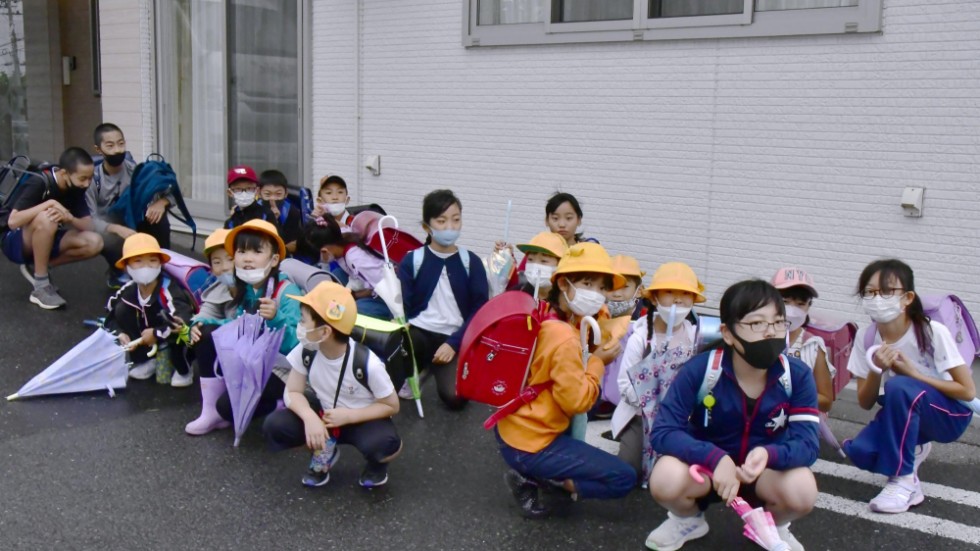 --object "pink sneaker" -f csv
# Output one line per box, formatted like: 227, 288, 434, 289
869, 477, 924, 513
